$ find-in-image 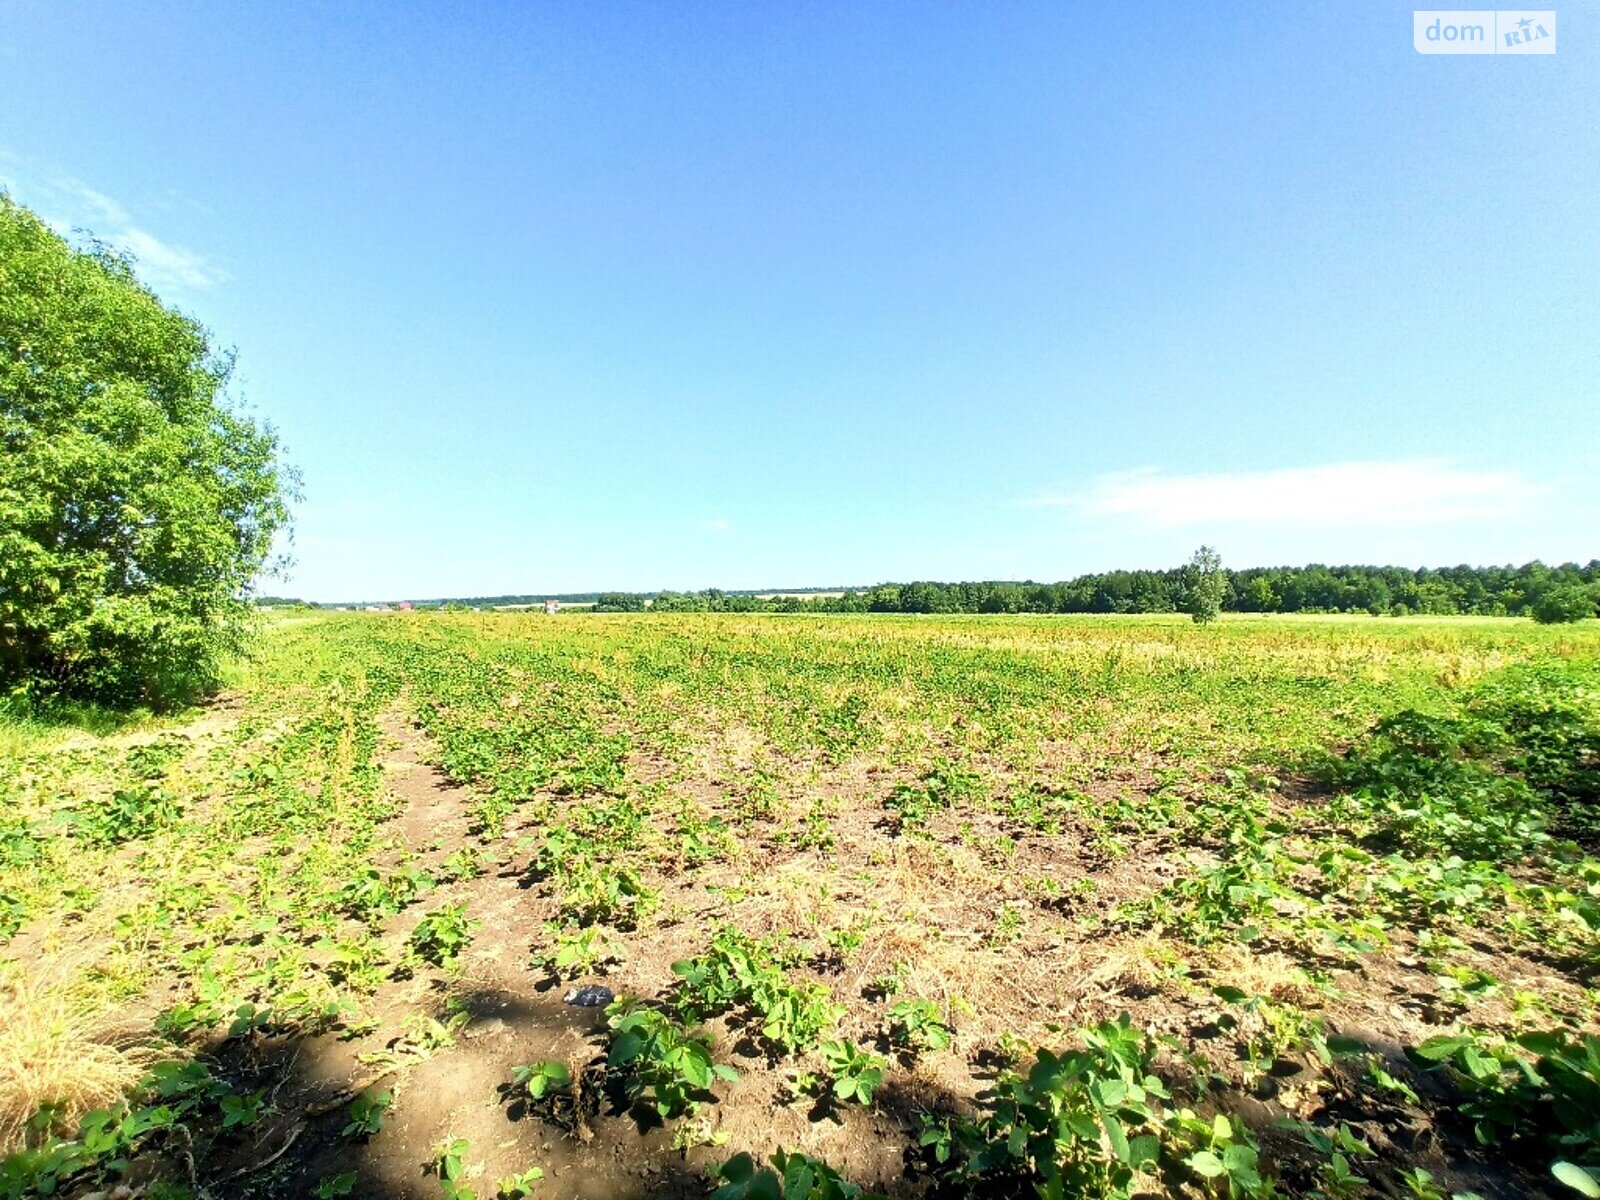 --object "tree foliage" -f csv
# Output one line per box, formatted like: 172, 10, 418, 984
1181, 545, 1225, 624
565, 560, 1600, 620
1532, 586, 1598, 625
0, 194, 292, 708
